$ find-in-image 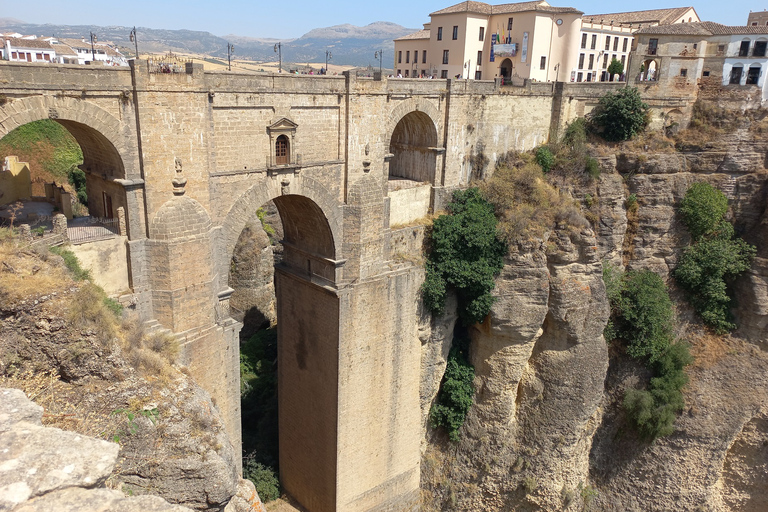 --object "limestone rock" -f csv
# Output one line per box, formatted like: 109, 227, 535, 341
223, 479, 267, 512
596, 172, 628, 266
0, 388, 42, 433
13, 487, 191, 512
